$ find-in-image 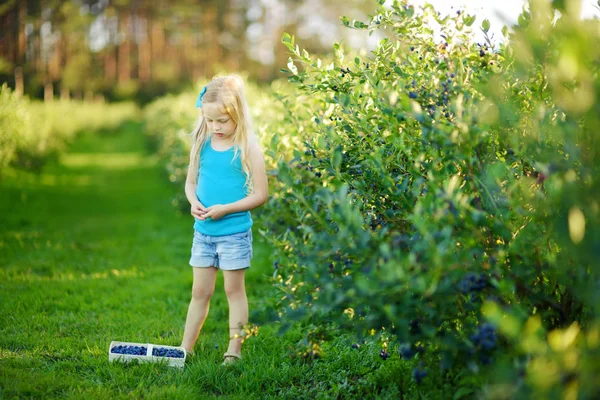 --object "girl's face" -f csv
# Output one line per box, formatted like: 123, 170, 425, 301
203, 103, 236, 141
